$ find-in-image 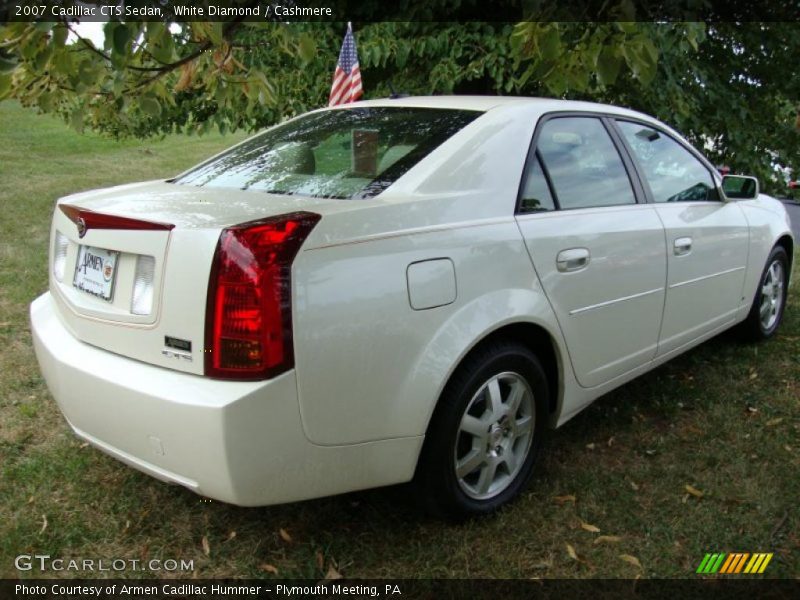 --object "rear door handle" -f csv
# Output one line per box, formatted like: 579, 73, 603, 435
556, 248, 590, 272
674, 237, 693, 256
